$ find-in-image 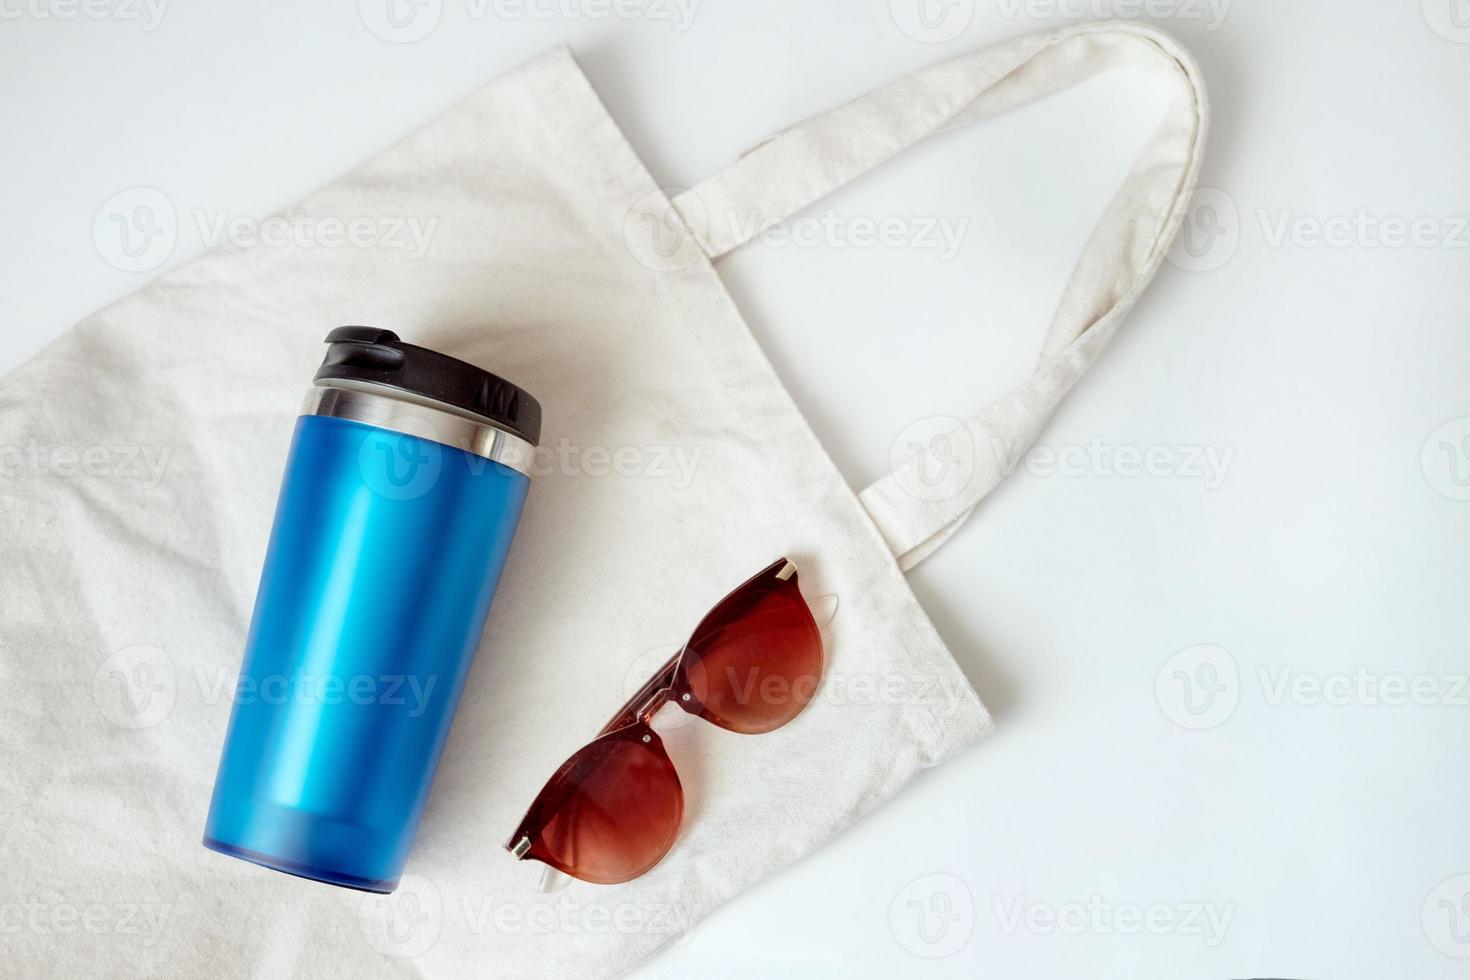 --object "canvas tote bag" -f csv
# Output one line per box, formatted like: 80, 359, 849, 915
0, 21, 1206, 978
